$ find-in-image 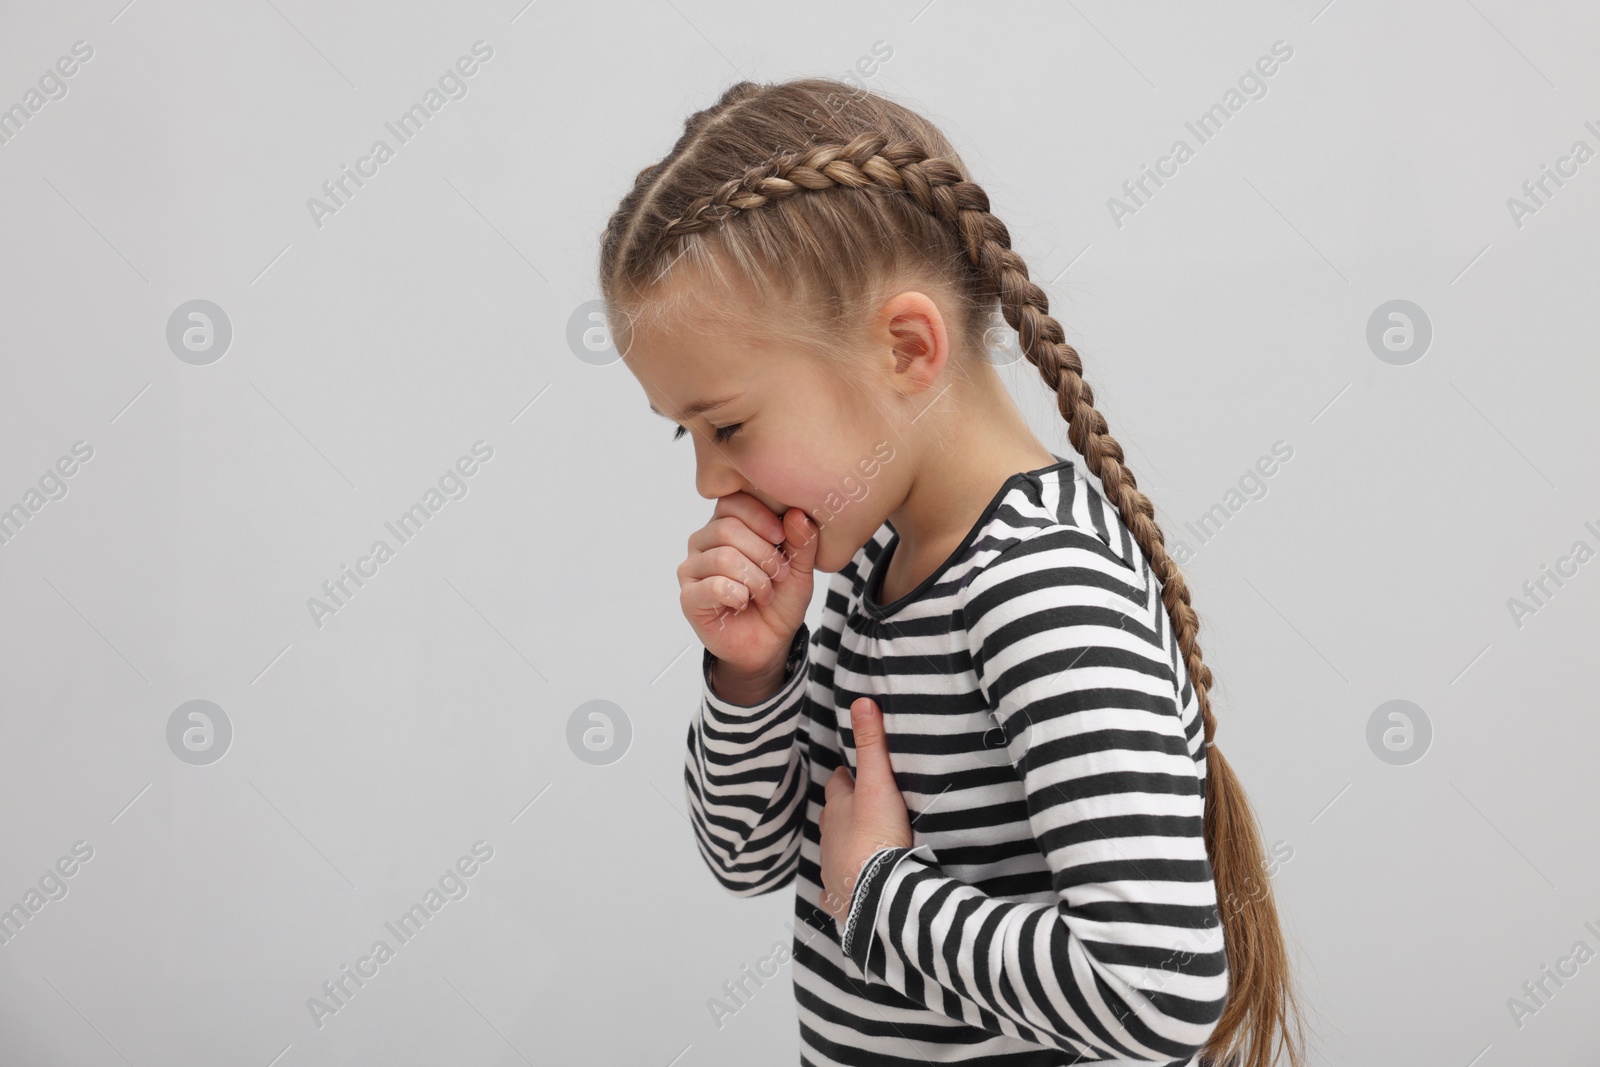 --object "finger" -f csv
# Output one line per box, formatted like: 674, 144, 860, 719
824, 765, 854, 802
680, 573, 754, 619
849, 698, 897, 792
780, 507, 821, 577
679, 545, 779, 606
688, 514, 791, 586
708, 491, 787, 545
